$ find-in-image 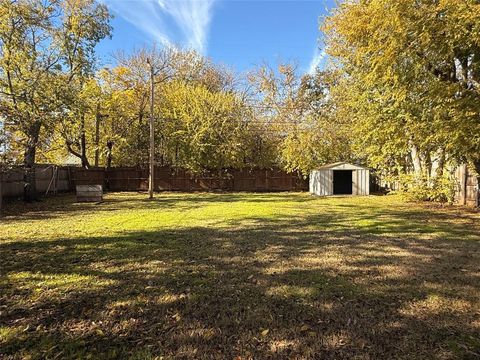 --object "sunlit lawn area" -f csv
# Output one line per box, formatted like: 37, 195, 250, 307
1, 193, 479, 359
